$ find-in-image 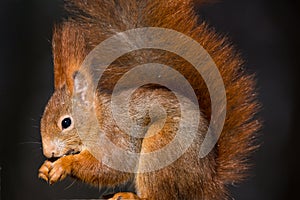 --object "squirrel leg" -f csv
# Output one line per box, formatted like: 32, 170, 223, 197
134, 123, 209, 200
39, 149, 133, 187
